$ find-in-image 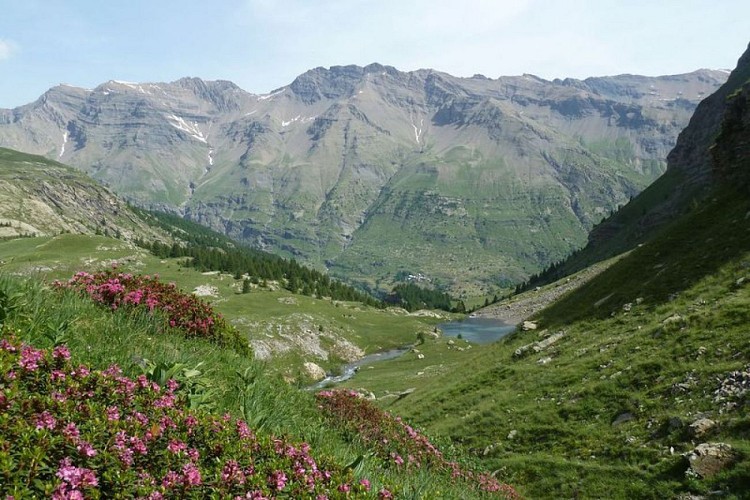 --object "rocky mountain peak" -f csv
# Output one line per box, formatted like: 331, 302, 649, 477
0, 63, 730, 293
